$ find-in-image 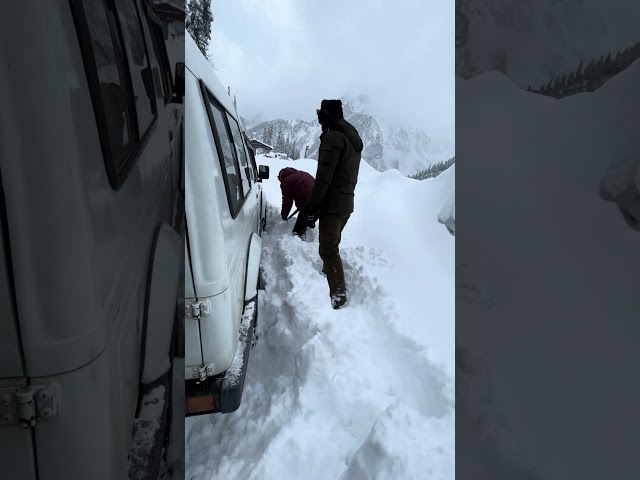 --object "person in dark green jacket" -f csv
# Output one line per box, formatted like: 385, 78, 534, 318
306, 99, 364, 309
